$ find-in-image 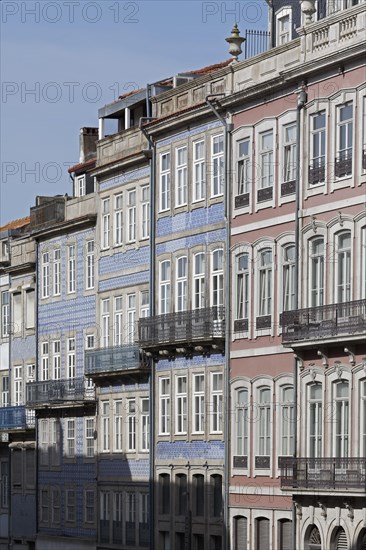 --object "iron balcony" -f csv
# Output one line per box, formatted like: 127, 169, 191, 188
26, 377, 95, 408
280, 299, 366, 346
280, 457, 366, 492
138, 307, 225, 357
0, 406, 35, 431
85, 344, 148, 378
